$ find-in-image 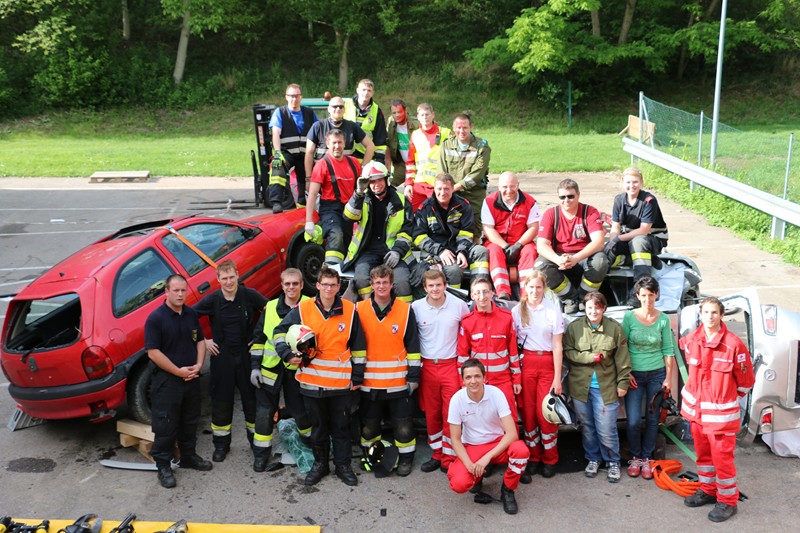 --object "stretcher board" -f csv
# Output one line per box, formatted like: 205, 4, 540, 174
11, 519, 319, 533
